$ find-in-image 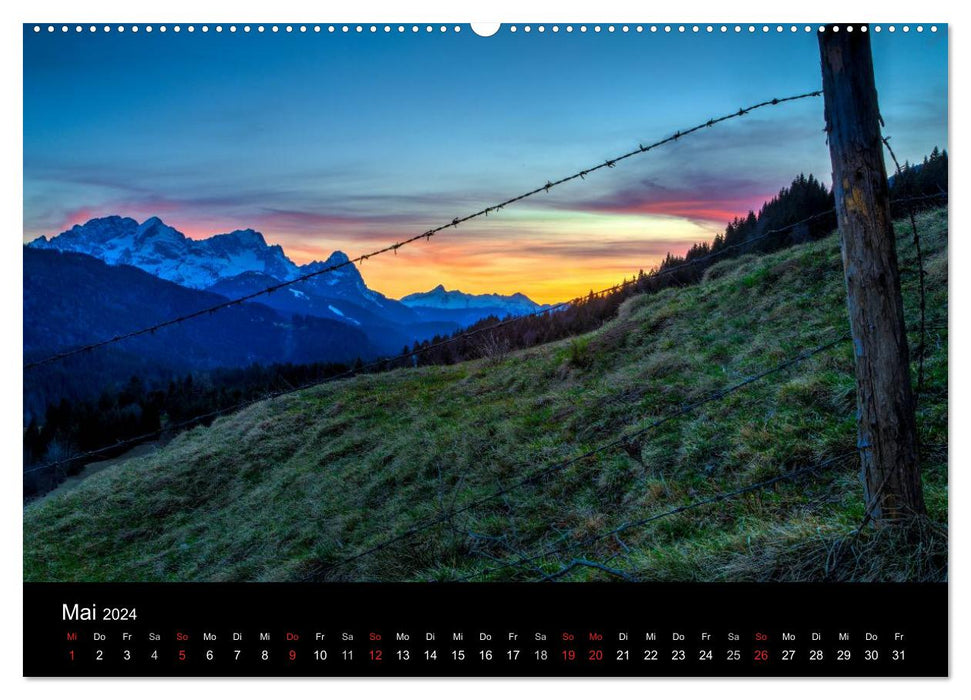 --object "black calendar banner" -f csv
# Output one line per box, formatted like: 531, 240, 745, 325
24, 583, 947, 677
